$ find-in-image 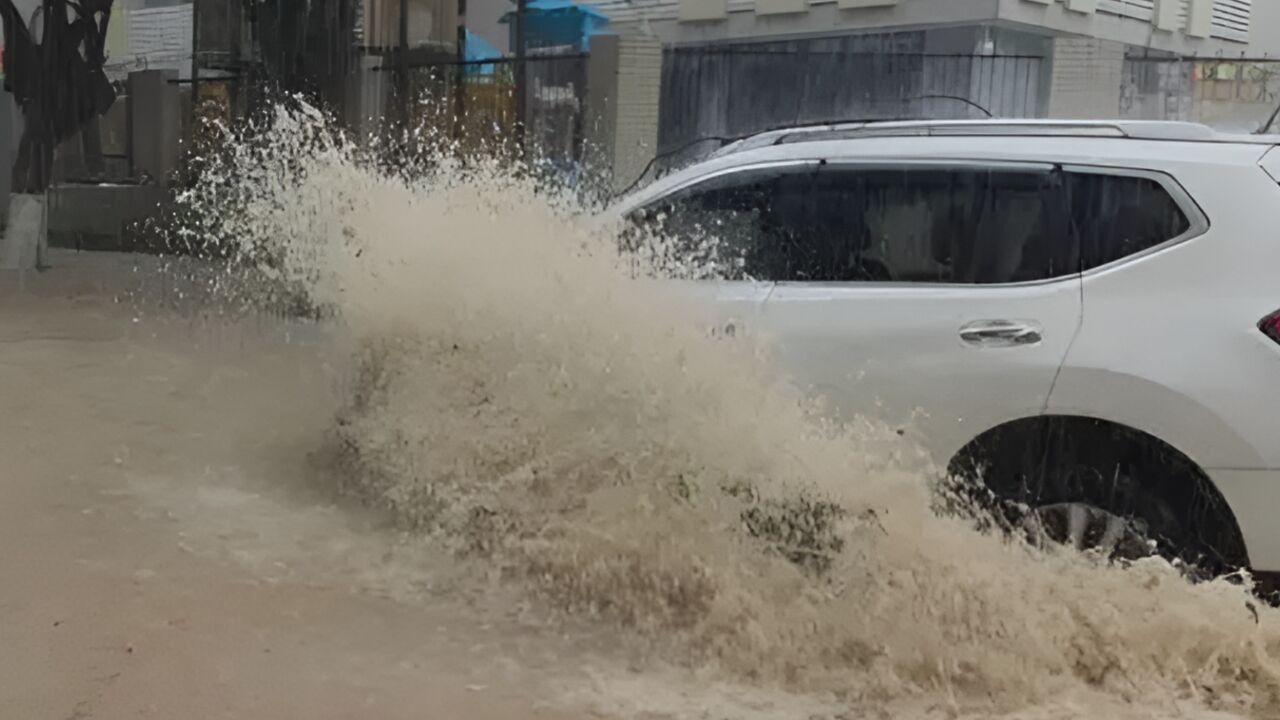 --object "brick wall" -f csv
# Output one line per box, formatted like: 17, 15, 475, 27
585, 33, 663, 192
610, 35, 663, 191
1047, 38, 1124, 119
131, 6, 194, 69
